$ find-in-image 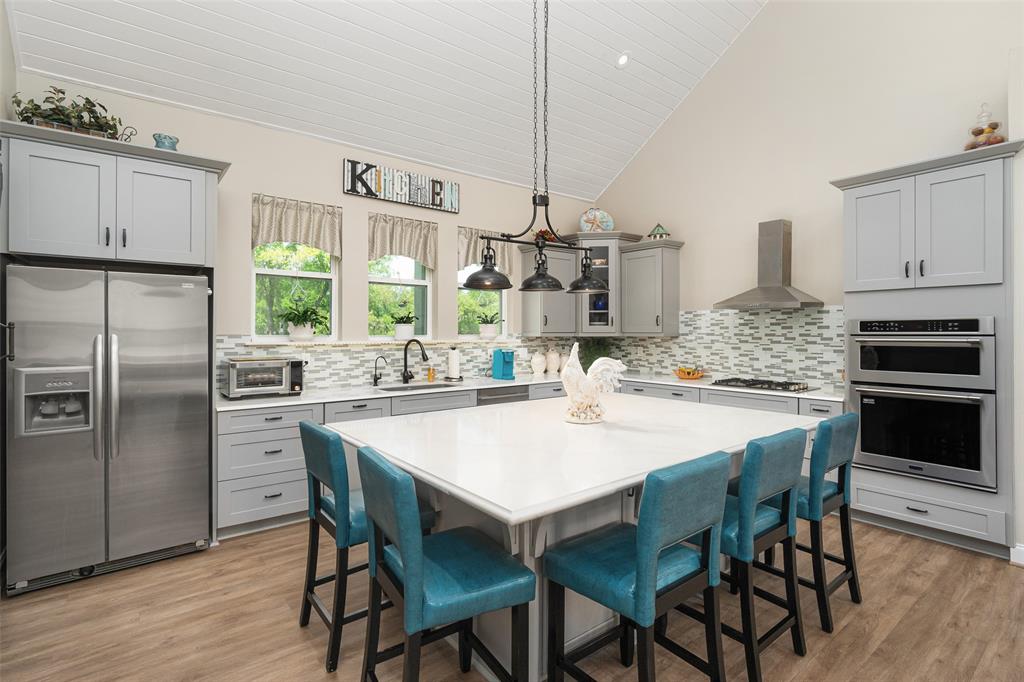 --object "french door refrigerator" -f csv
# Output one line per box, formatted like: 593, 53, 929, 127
4, 264, 210, 594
